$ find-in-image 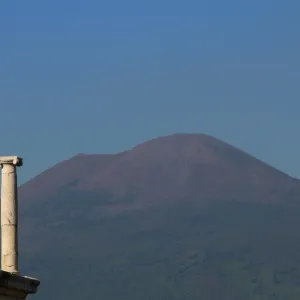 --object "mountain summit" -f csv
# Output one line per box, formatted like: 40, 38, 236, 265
18, 133, 300, 300
19, 133, 298, 209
